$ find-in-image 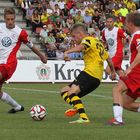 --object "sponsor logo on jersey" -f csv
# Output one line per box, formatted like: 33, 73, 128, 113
2, 37, 12, 47
107, 38, 114, 46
